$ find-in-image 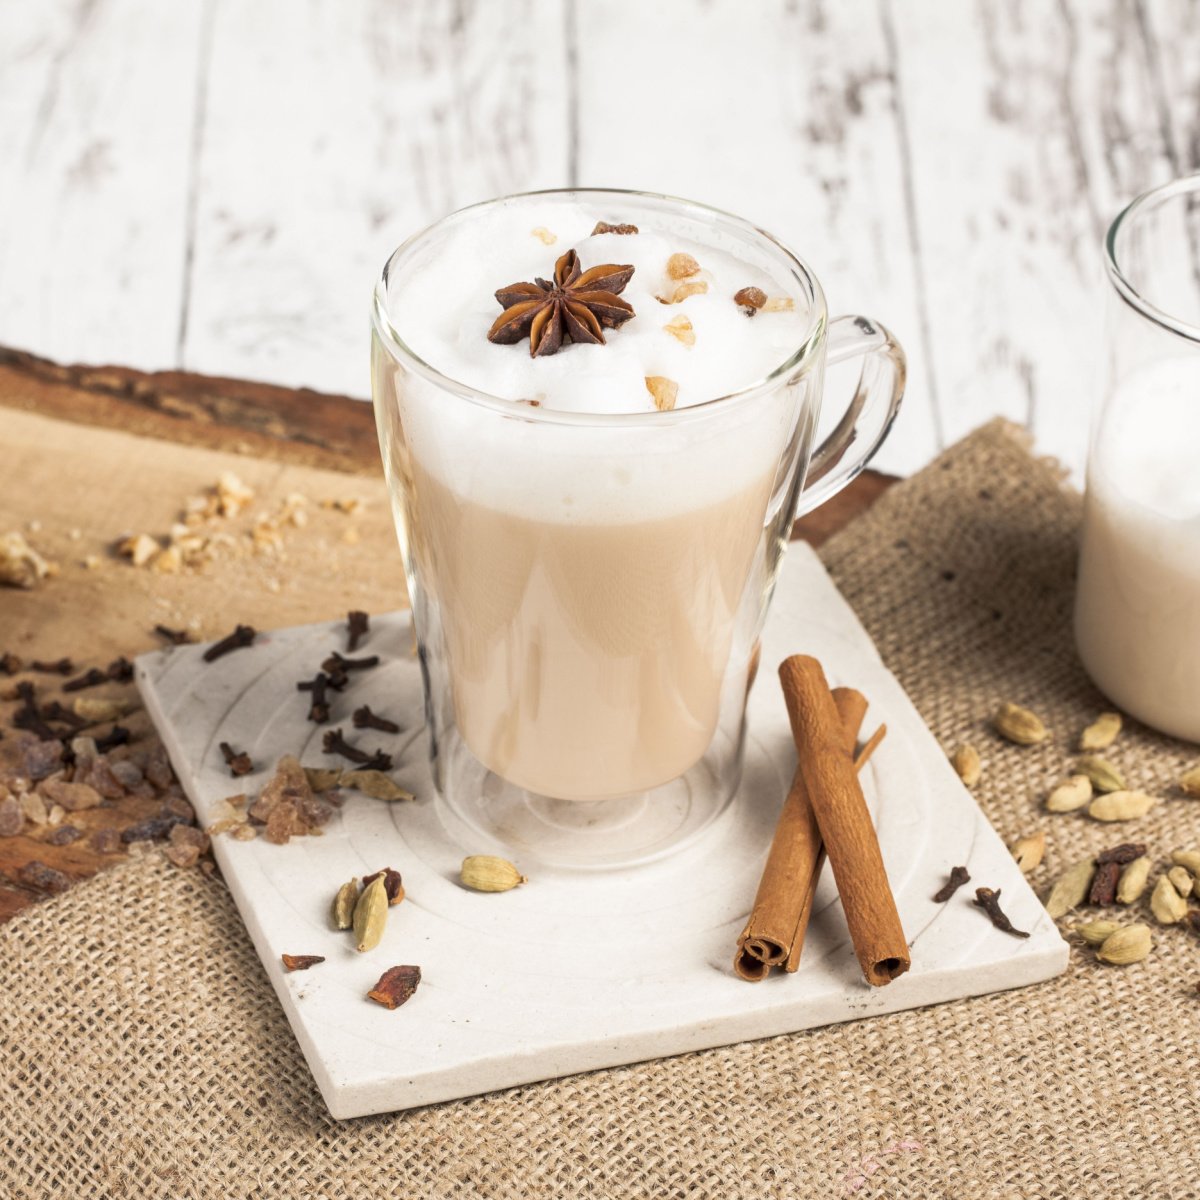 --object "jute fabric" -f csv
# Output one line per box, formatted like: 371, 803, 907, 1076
3, 420, 1198, 1199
